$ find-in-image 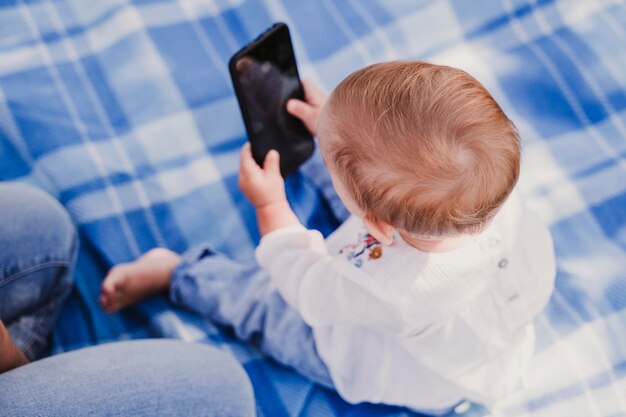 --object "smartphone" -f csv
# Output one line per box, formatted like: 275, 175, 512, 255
229, 22, 314, 178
